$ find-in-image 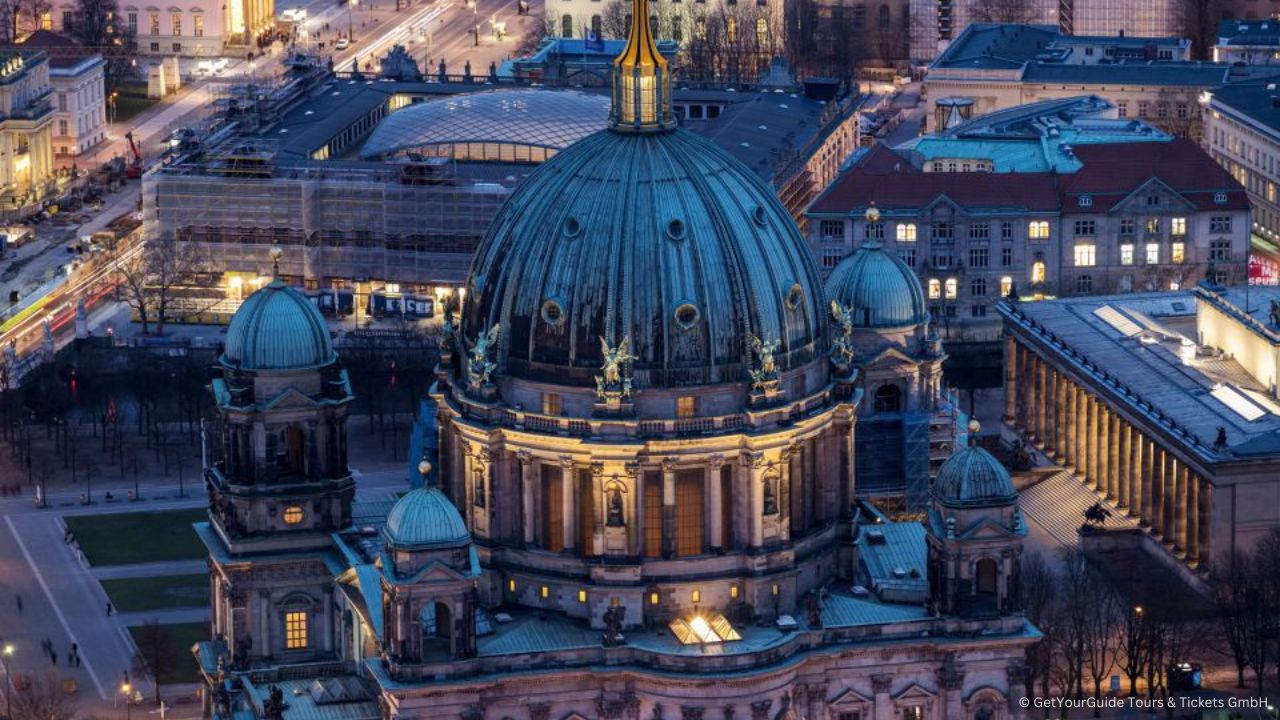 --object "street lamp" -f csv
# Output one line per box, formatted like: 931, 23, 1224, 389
109, 91, 118, 125
121, 682, 132, 720
3, 644, 14, 720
